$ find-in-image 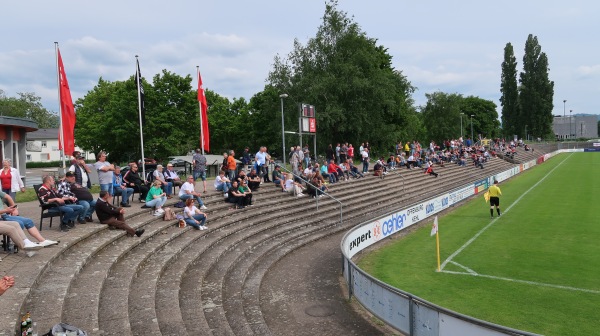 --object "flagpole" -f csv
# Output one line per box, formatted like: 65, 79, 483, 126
436, 230, 441, 272
136, 55, 146, 180
197, 66, 205, 155
55, 42, 67, 175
